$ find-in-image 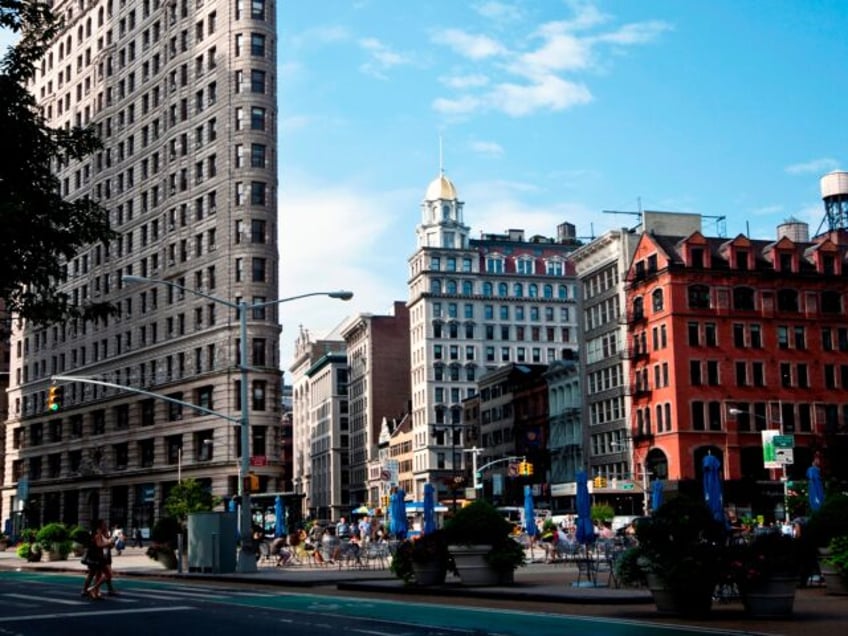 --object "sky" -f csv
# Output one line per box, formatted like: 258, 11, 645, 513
4, 1, 848, 373
276, 0, 848, 370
